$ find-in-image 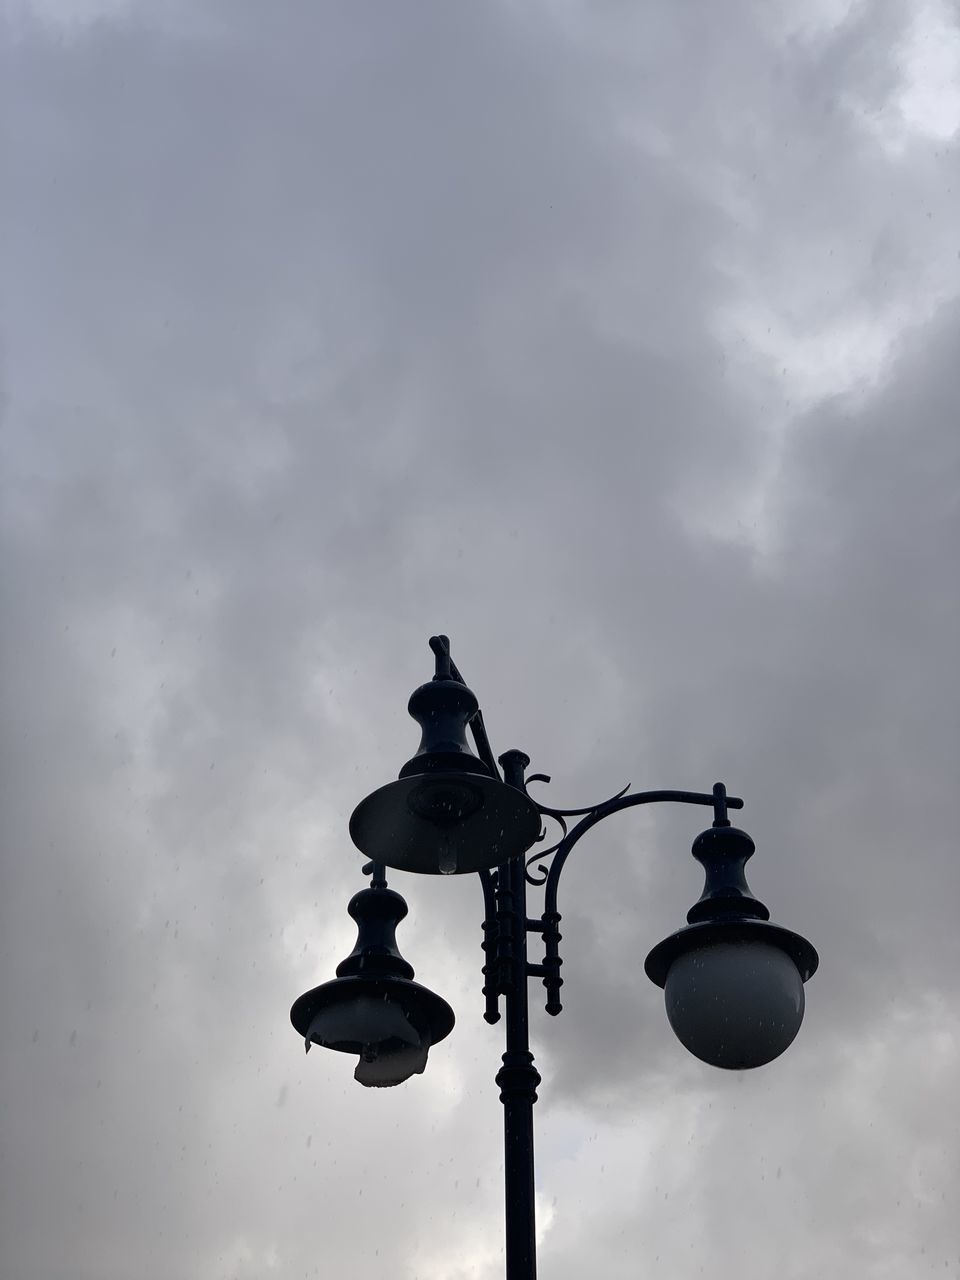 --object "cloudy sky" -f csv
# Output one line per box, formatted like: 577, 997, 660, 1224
2, 1, 959, 1277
